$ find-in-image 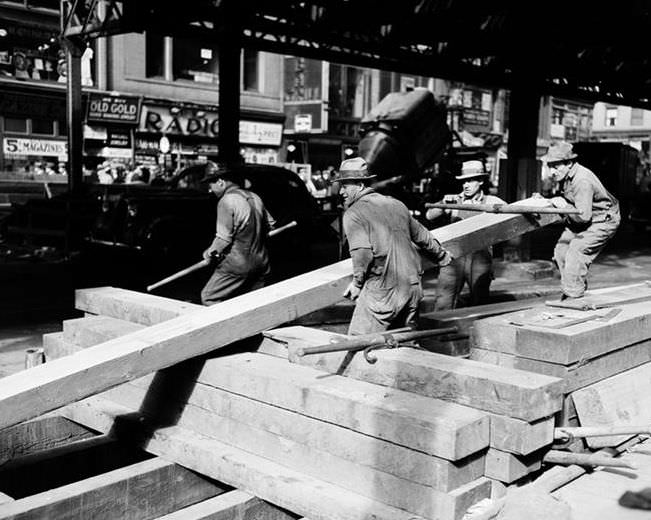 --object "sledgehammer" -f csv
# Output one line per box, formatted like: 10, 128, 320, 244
146, 220, 297, 292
